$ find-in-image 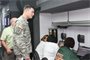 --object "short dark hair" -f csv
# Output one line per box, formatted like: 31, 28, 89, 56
42, 57, 48, 60
23, 5, 34, 11
64, 37, 75, 48
47, 35, 57, 43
